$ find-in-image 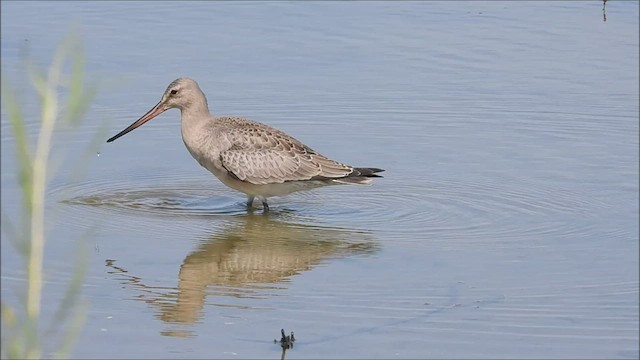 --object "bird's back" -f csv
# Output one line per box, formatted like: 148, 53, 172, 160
209, 116, 382, 187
